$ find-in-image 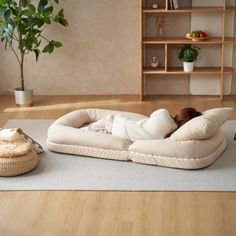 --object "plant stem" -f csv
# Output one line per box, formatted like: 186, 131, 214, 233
40, 34, 50, 42
19, 30, 25, 91
19, 33, 25, 90
18, 0, 25, 91
12, 47, 21, 64
20, 51, 25, 91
